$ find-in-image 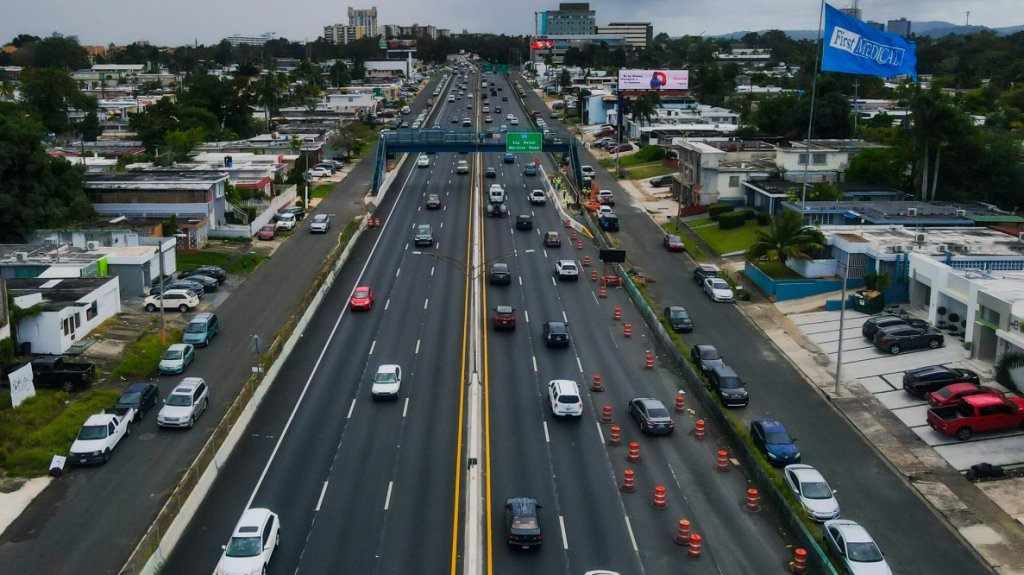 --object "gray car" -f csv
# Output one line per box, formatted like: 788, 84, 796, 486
690, 344, 725, 374
872, 325, 944, 355
414, 224, 433, 247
